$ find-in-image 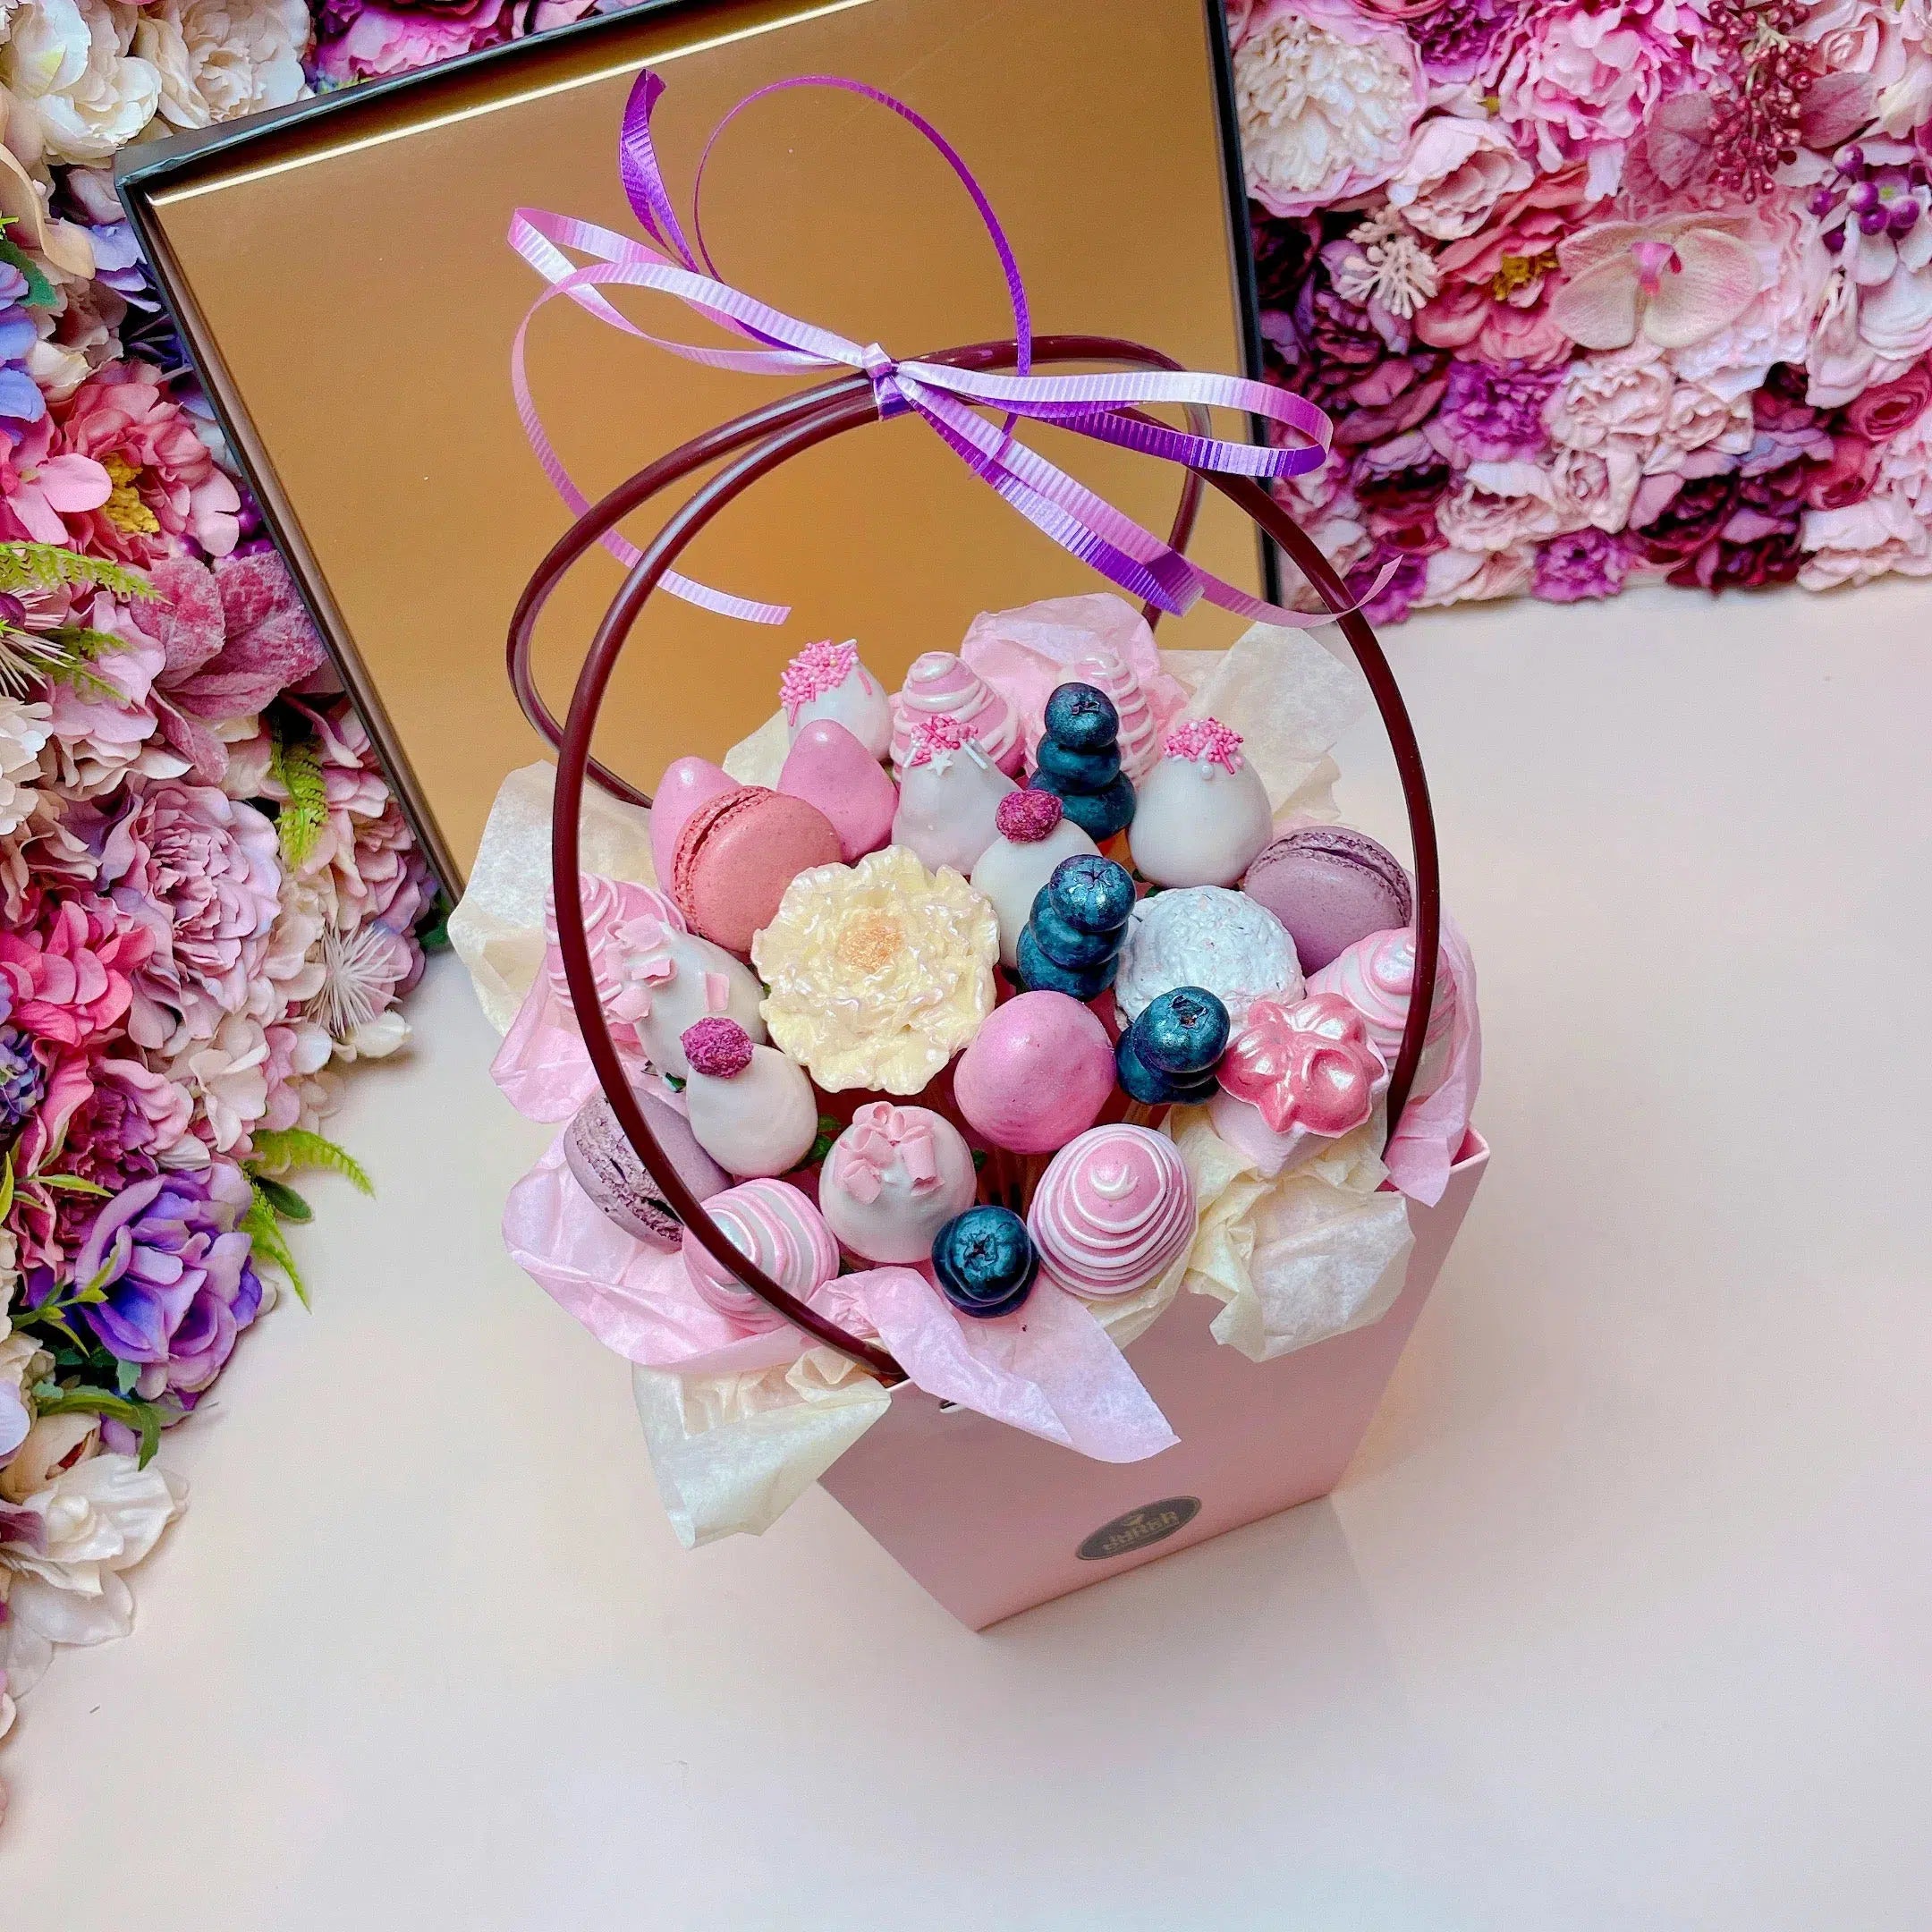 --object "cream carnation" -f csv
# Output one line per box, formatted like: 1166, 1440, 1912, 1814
0, 0, 162, 165
1233, 0, 1425, 218
134, 0, 309, 131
